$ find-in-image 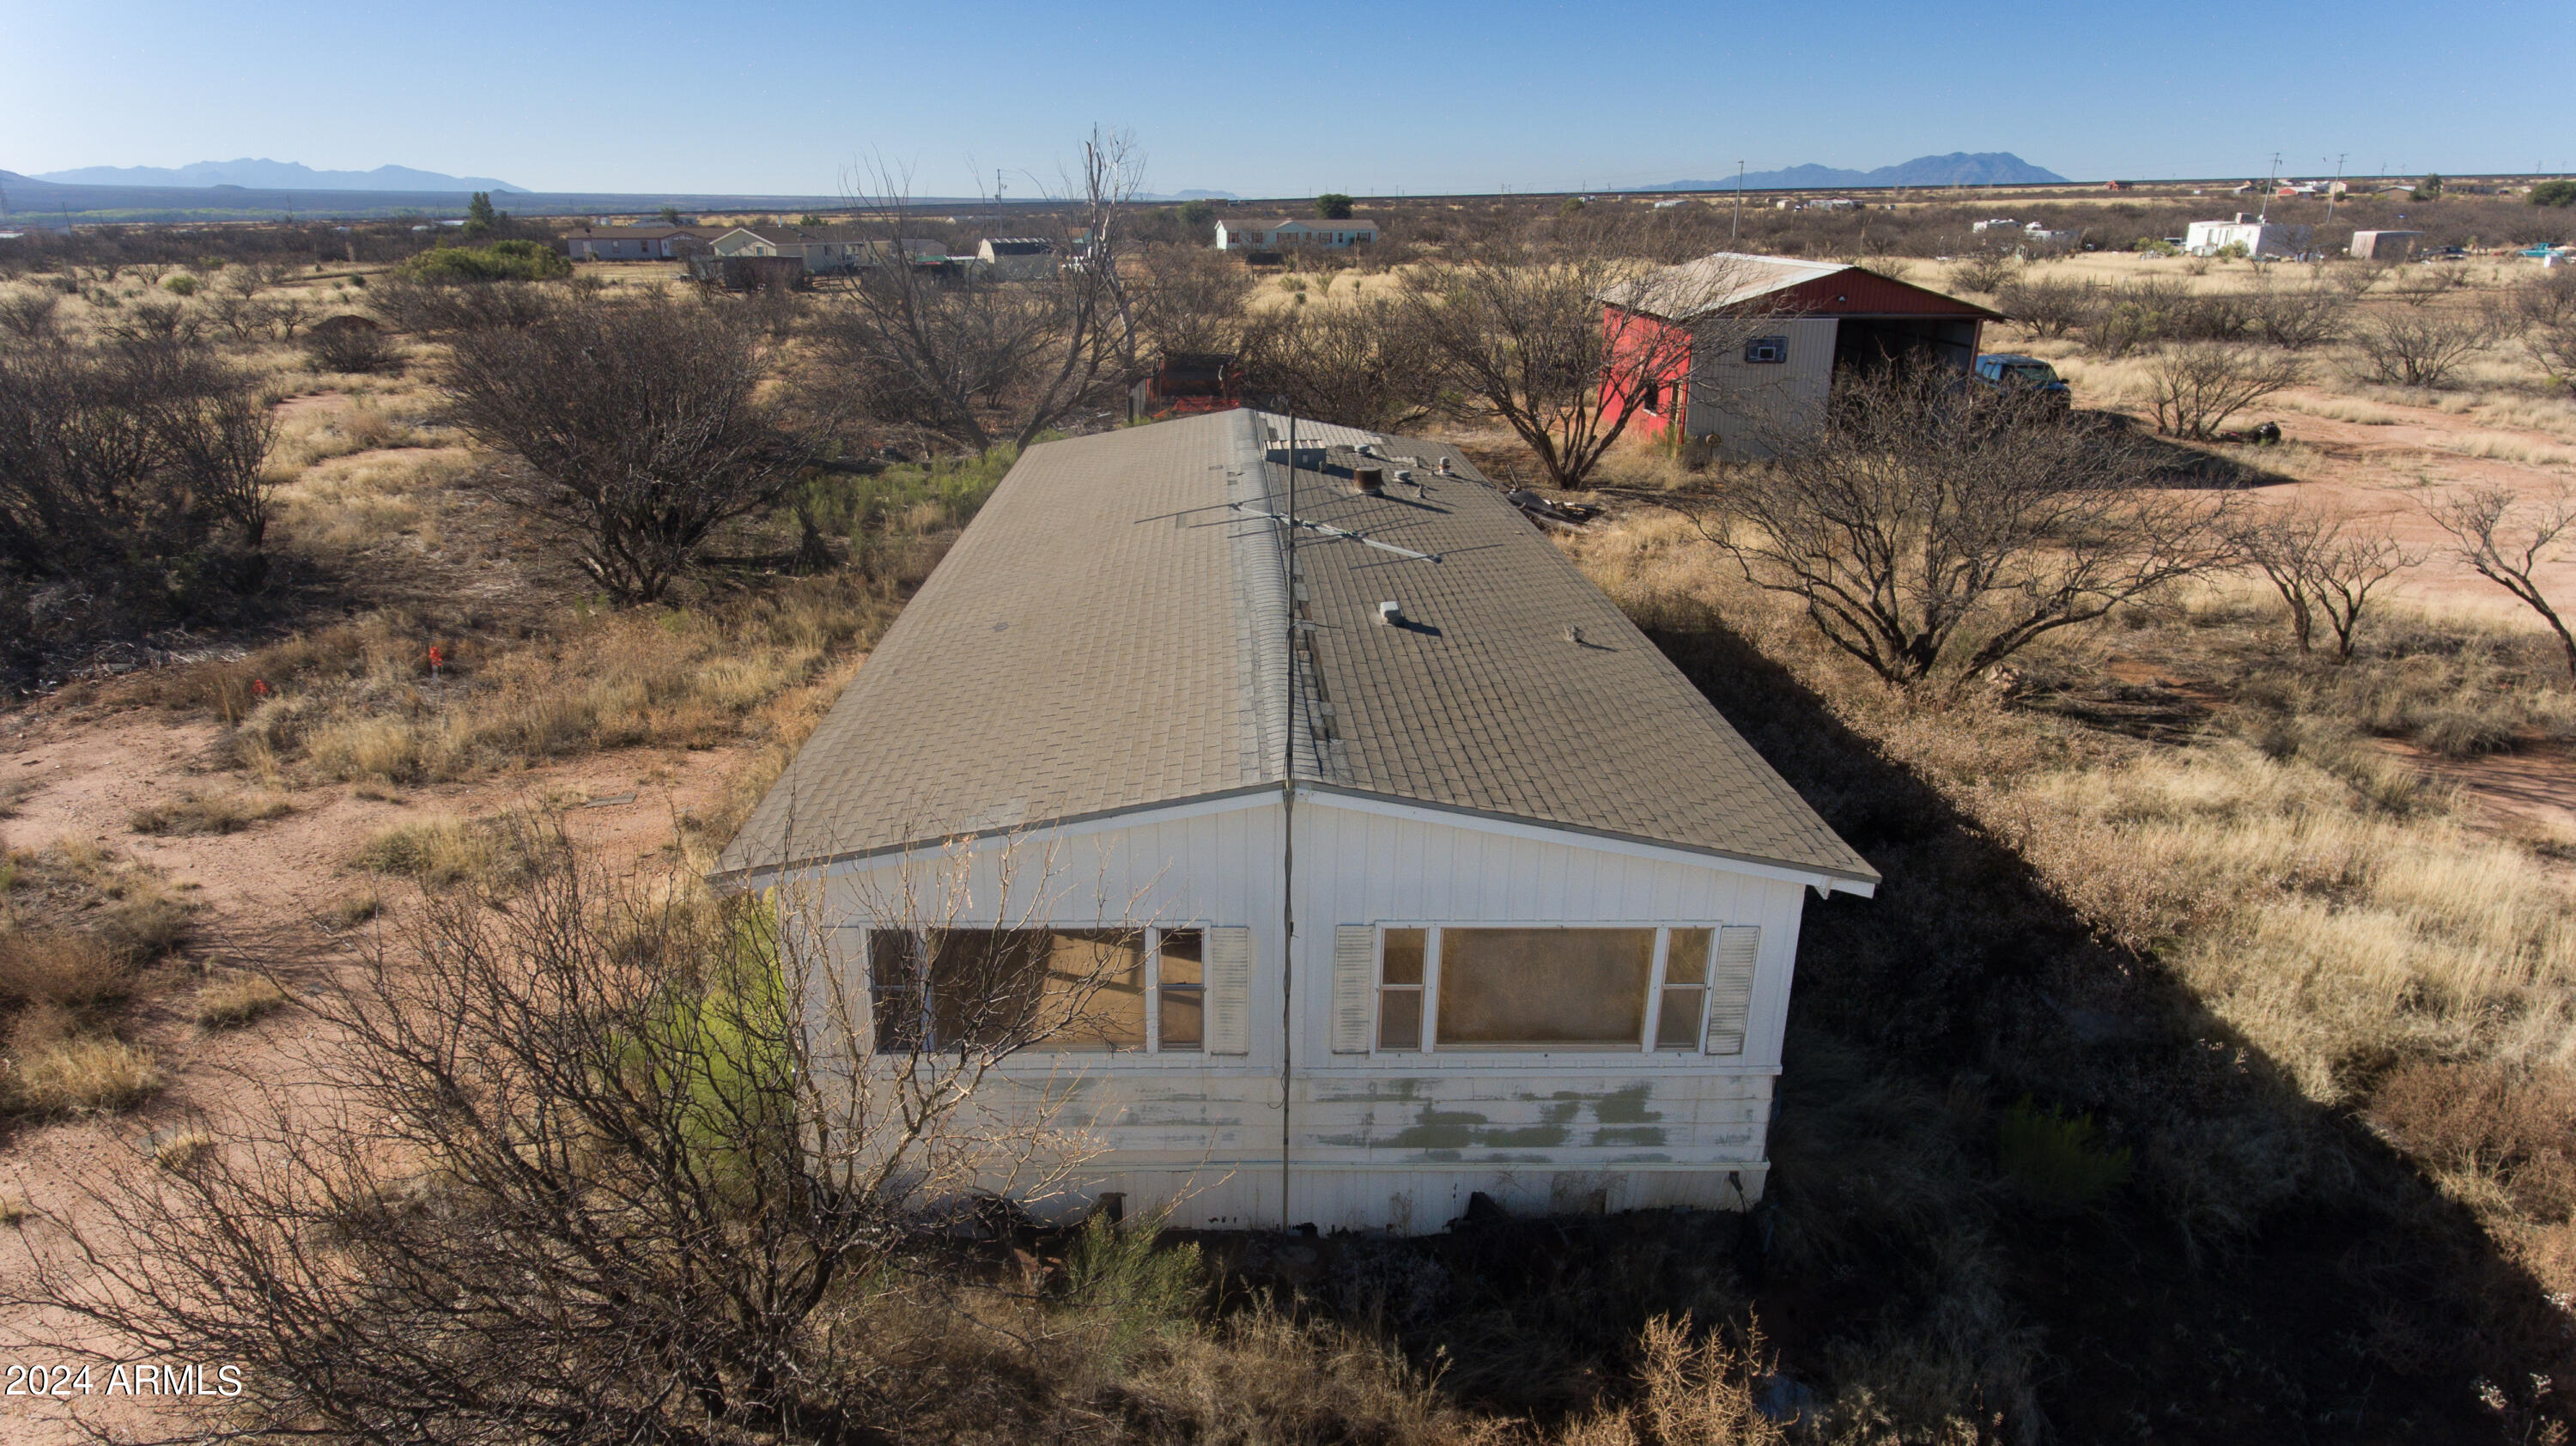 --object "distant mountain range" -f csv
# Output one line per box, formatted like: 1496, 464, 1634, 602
1643, 153, 2067, 191
30, 159, 526, 193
